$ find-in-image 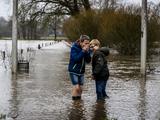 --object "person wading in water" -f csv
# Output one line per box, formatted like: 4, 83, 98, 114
68, 35, 91, 100
90, 39, 110, 101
